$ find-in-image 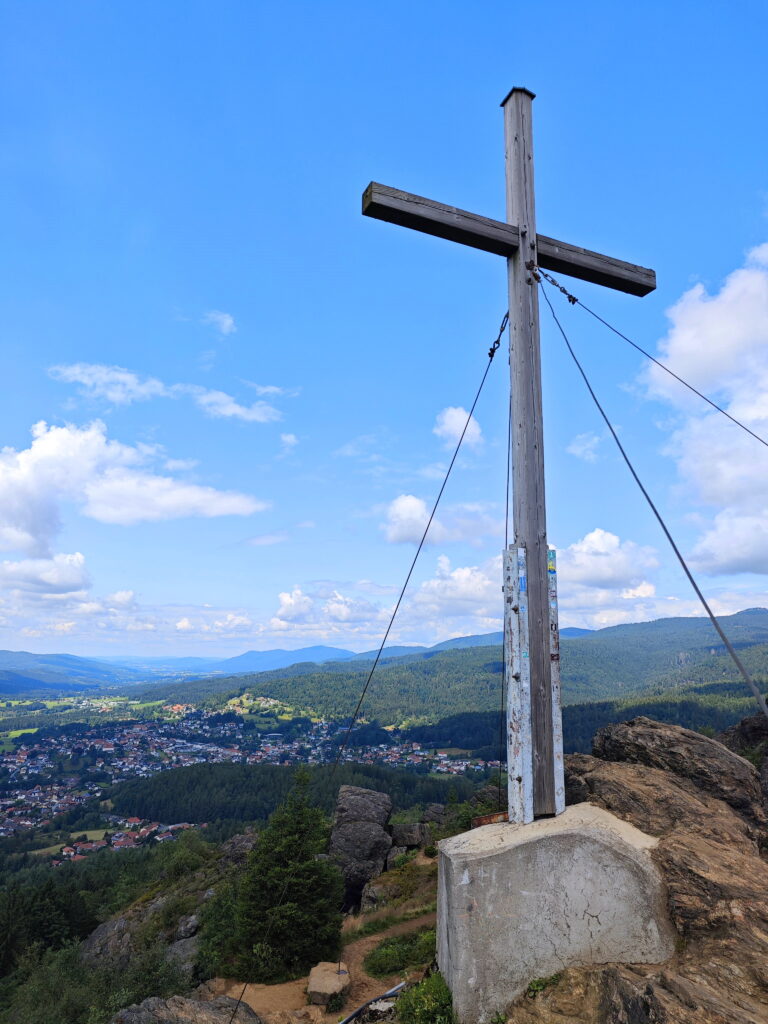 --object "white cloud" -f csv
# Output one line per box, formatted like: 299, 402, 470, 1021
410, 554, 500, 622
382, 495, 500, 546
49, 364, 168, 405
164, 458, 198, 472
213, 612, 252, 633
280, 433, 298, 450
433, 406, 483, 448
270, 587, 315, 629
51, 362, 284, 424
185, 386, 281, 423
249, 533, 288, 546
0, 420, 264, 556
382, 495, 448, 545
566, 432, 601, 462
0, 552, 89, 595
84, 469, 262, 525
557, 528, 658, 588
175, 617, 194, 632
646, 244, 768, 574
202, 310, 236, 336
553, 528, 665, 629
251, 384, 287, 396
